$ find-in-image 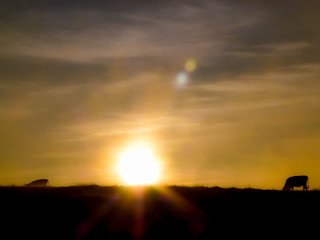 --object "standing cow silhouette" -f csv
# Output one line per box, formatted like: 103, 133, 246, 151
283, 175, 309, 191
